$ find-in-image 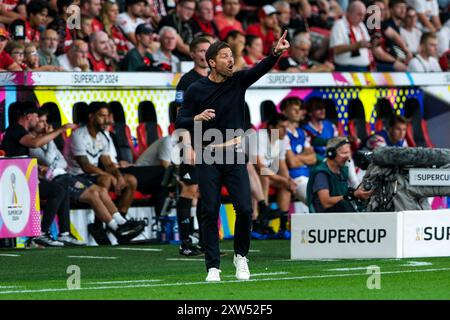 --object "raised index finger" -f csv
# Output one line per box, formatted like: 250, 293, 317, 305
280, 30, 287, 41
